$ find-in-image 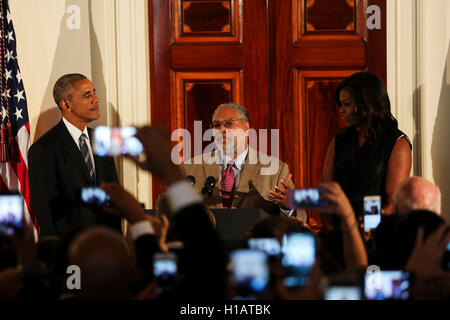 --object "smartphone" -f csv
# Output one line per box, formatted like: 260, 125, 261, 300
281, 232, 316, 288
287, 188, 329, 209
248, 238, 281, 258
363, 195, 381, 230
325, 286, 362, 300
230, 249, 269, 299
364, 270, 410, 300
153, 252, 178, 292
93, 126, 143, 157
323, 274, 362, 300
80, 187, 111, 207
0, 193, 23, 236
